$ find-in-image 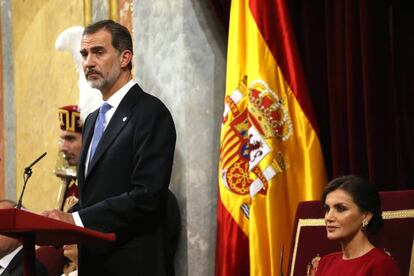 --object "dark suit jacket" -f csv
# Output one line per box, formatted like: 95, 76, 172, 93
76, 84, 176, 276
1, 249, 47, 276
